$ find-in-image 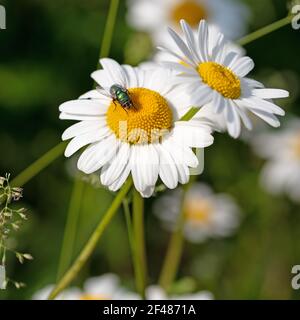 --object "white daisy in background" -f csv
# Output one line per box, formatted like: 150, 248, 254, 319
127, 0, 250, 44
146, 285, 213, 300
33, 273, 139, 300
160, 20, 289, 138
251, 117, 300, 203
154, 183, 240, 243
59, 58, 214, 198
